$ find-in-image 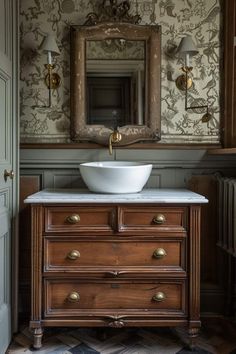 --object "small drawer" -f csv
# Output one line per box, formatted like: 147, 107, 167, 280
44, 279, 187, 316
44, 239, 185, 272
119, 207, 186, 232
44, 206, 115, 233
